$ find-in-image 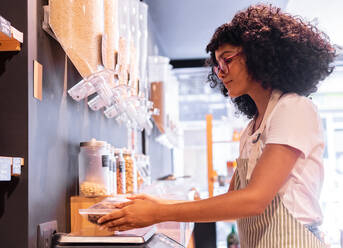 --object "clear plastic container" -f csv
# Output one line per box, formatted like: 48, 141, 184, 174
79, 196, 130, 225
104, 105, 120, 119
87, 70, 120, 111
102, 0, 118, 71
135, 154, 151, 191
138, 2, 148, 96
68, 69, 114, 102
117, 0, 131, 86
128, 0, 140, 92
79, 139, 110, 197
